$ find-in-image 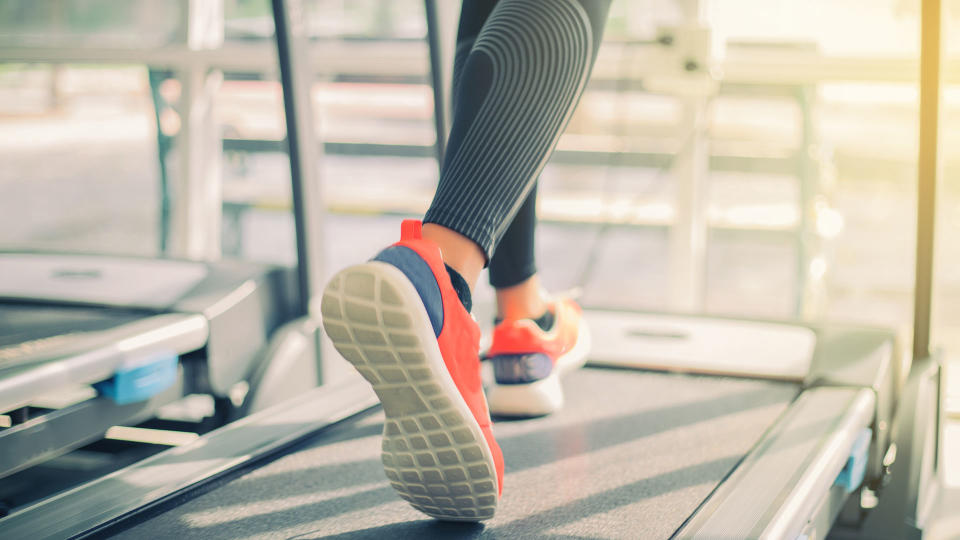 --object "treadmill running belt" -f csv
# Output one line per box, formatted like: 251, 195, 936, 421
117, 368, 796, 539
